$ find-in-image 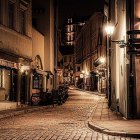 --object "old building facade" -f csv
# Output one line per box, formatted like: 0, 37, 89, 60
0, 0, 32, 110
75, 12, 107, 93
108, 0, 140, 118
0, 0, 55, 110
32, 0, 55, 92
